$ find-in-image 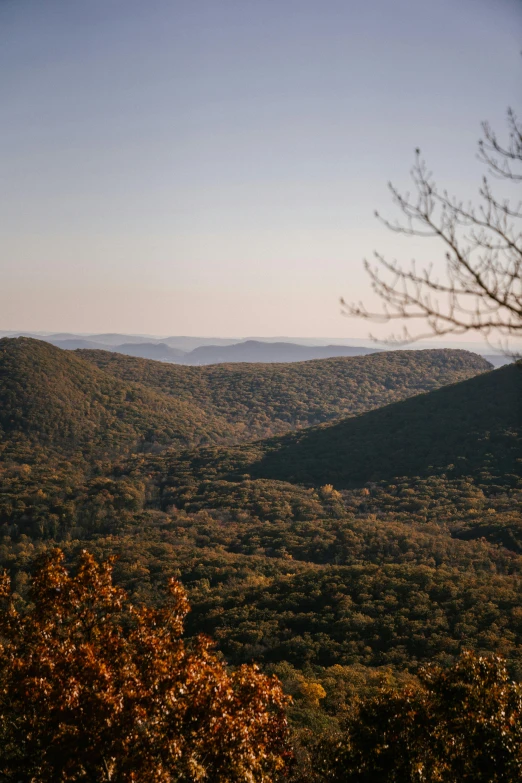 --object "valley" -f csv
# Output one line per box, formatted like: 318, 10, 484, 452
0, 335, 521, 777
